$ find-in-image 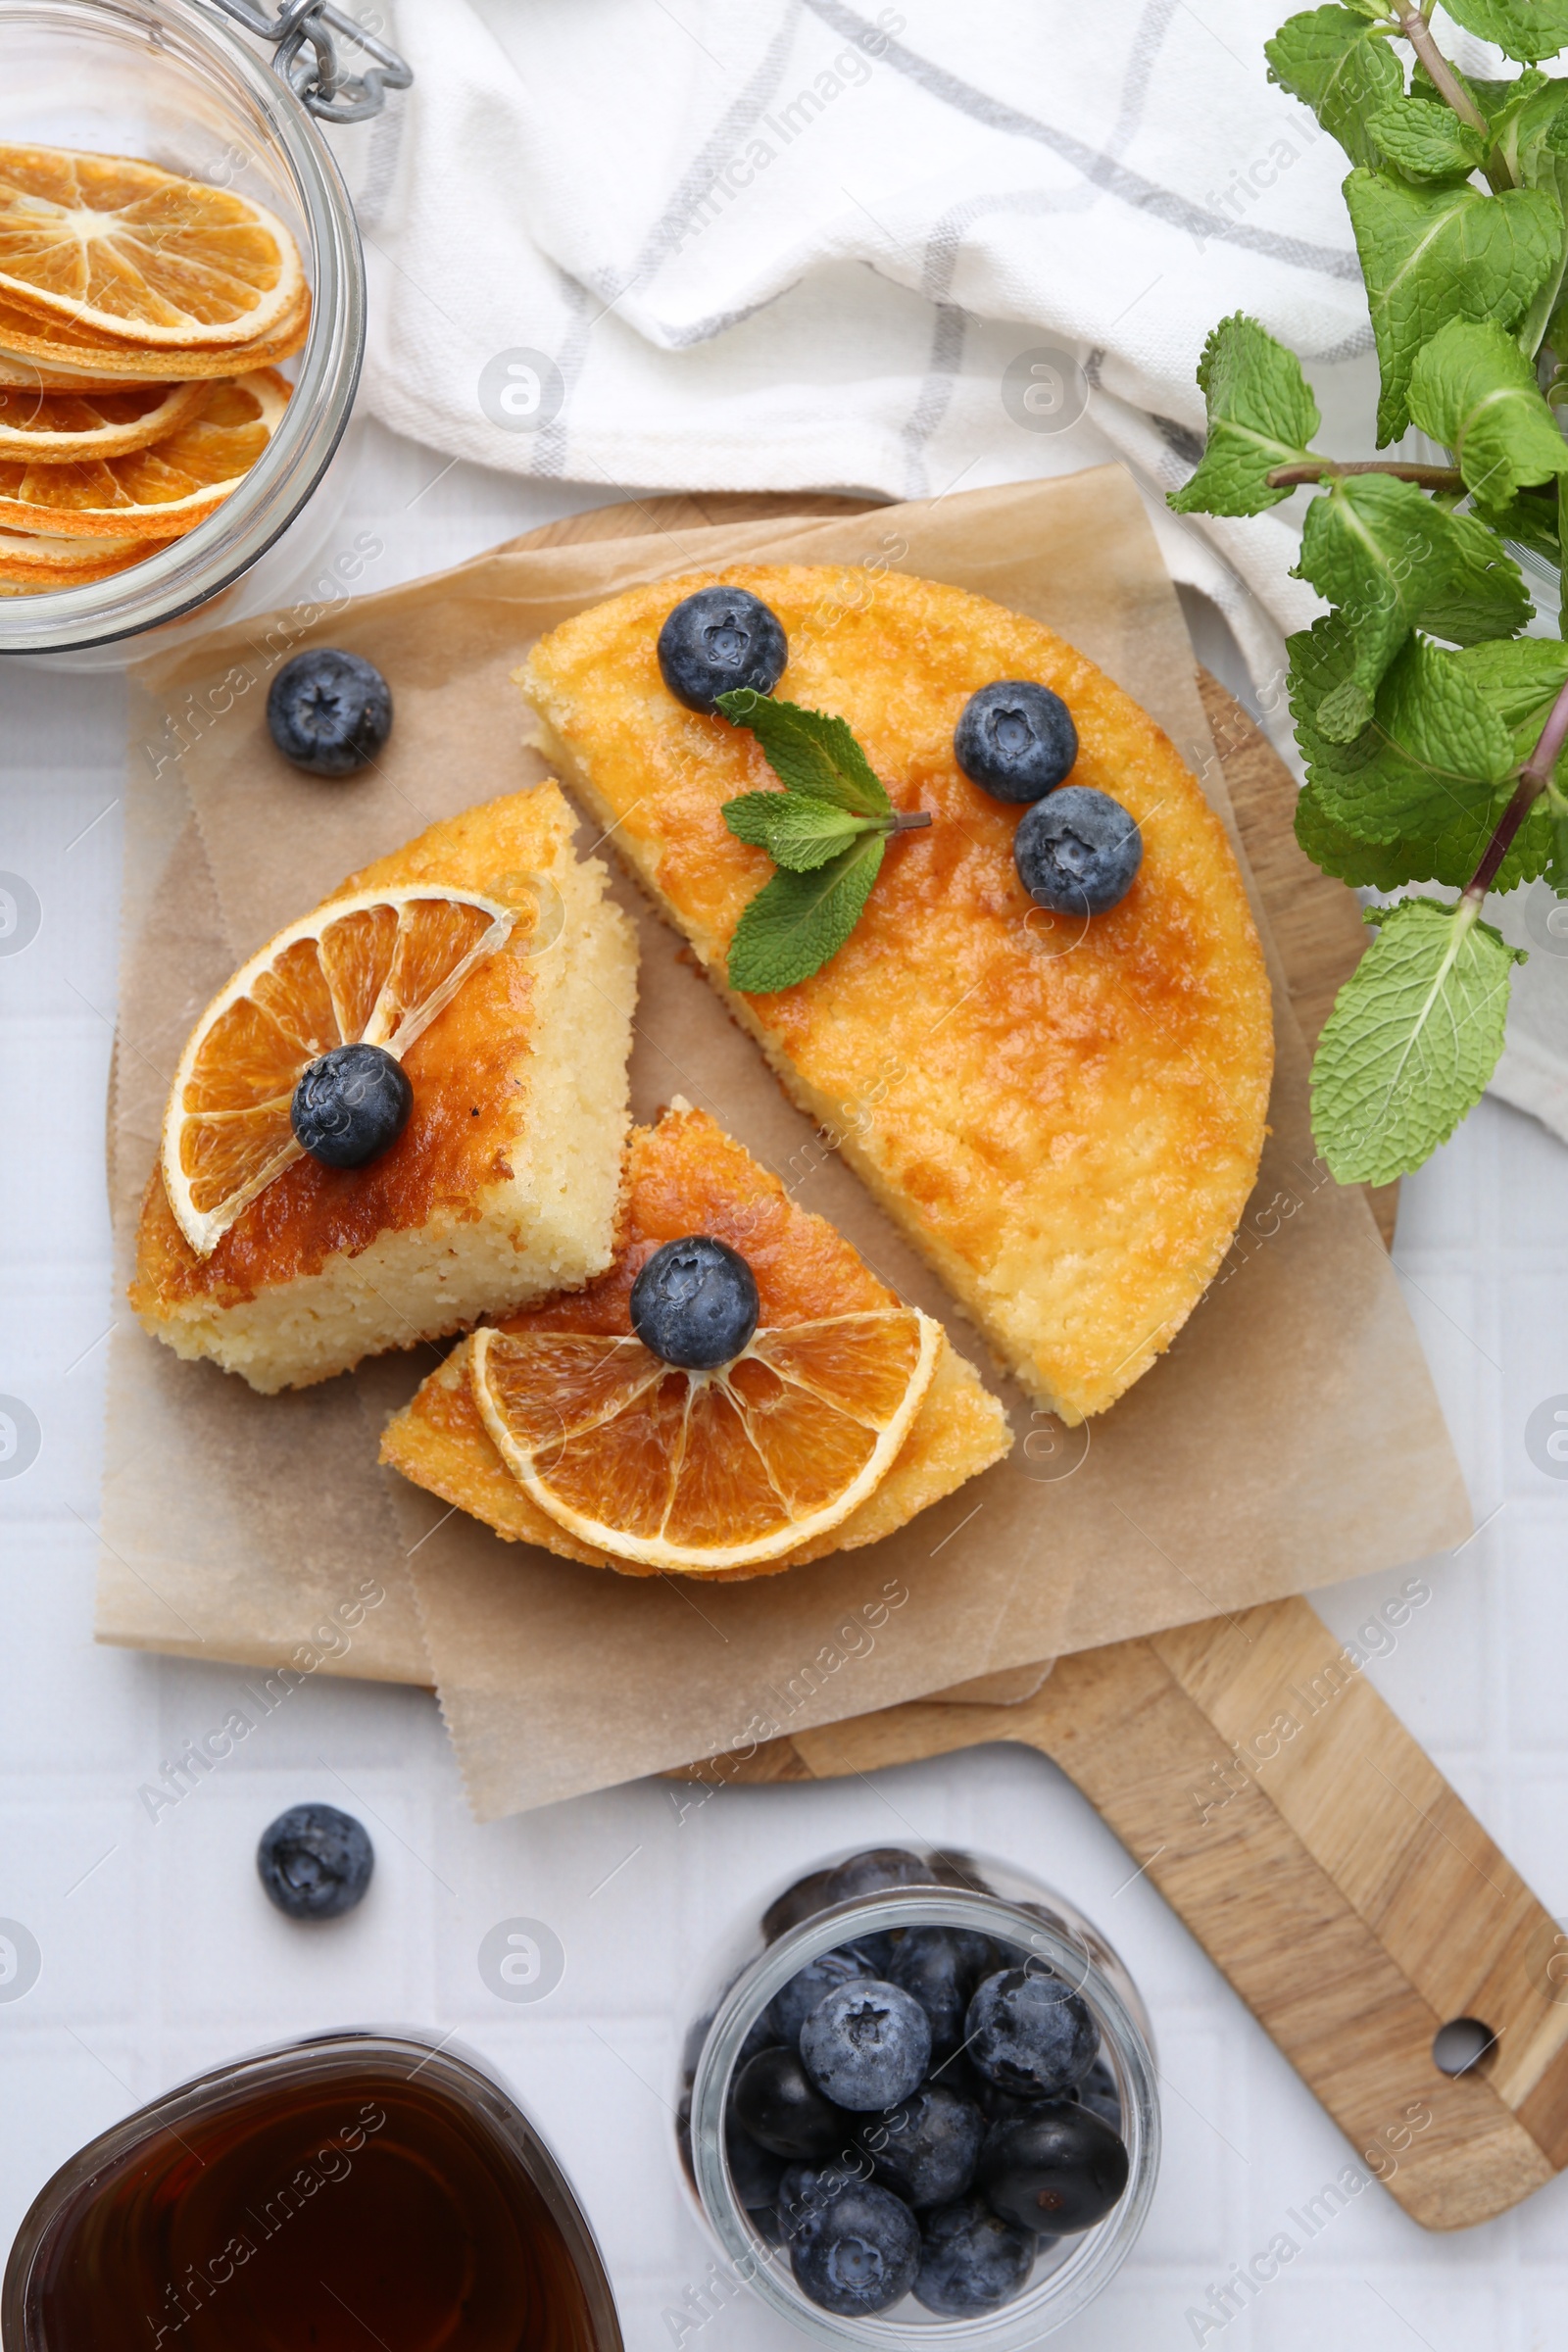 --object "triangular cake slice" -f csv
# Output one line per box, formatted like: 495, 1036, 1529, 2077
380, 1104, 1010, 1580
131, 786, 636, 1393
516, 566, 1272, 1423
